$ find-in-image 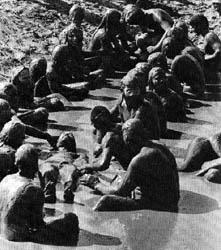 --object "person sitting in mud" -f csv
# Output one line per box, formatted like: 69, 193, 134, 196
90, 106, 122, 157
110, 72, 160, 140
48, 27, 104, 99
89, 9, 136, 73
59, 4, 85, 45
147, 52, 183, 96
190, 14, 221, 83
148, 67, 186, 122
124, 4, 173, 55
0, 144, 79, 244
212, 0, 221, 15
81, 118, 179, 212
0, 100, 56, 148
39, 132, 88, 203
179, 130, 221, 184
171, 52, 206, 99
